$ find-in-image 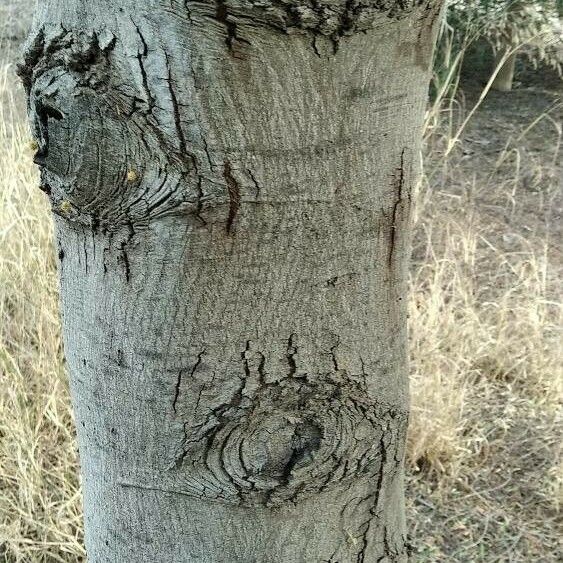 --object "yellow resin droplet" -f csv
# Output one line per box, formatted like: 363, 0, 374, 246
59, 200, 72, 214
126, 170, 138, 182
